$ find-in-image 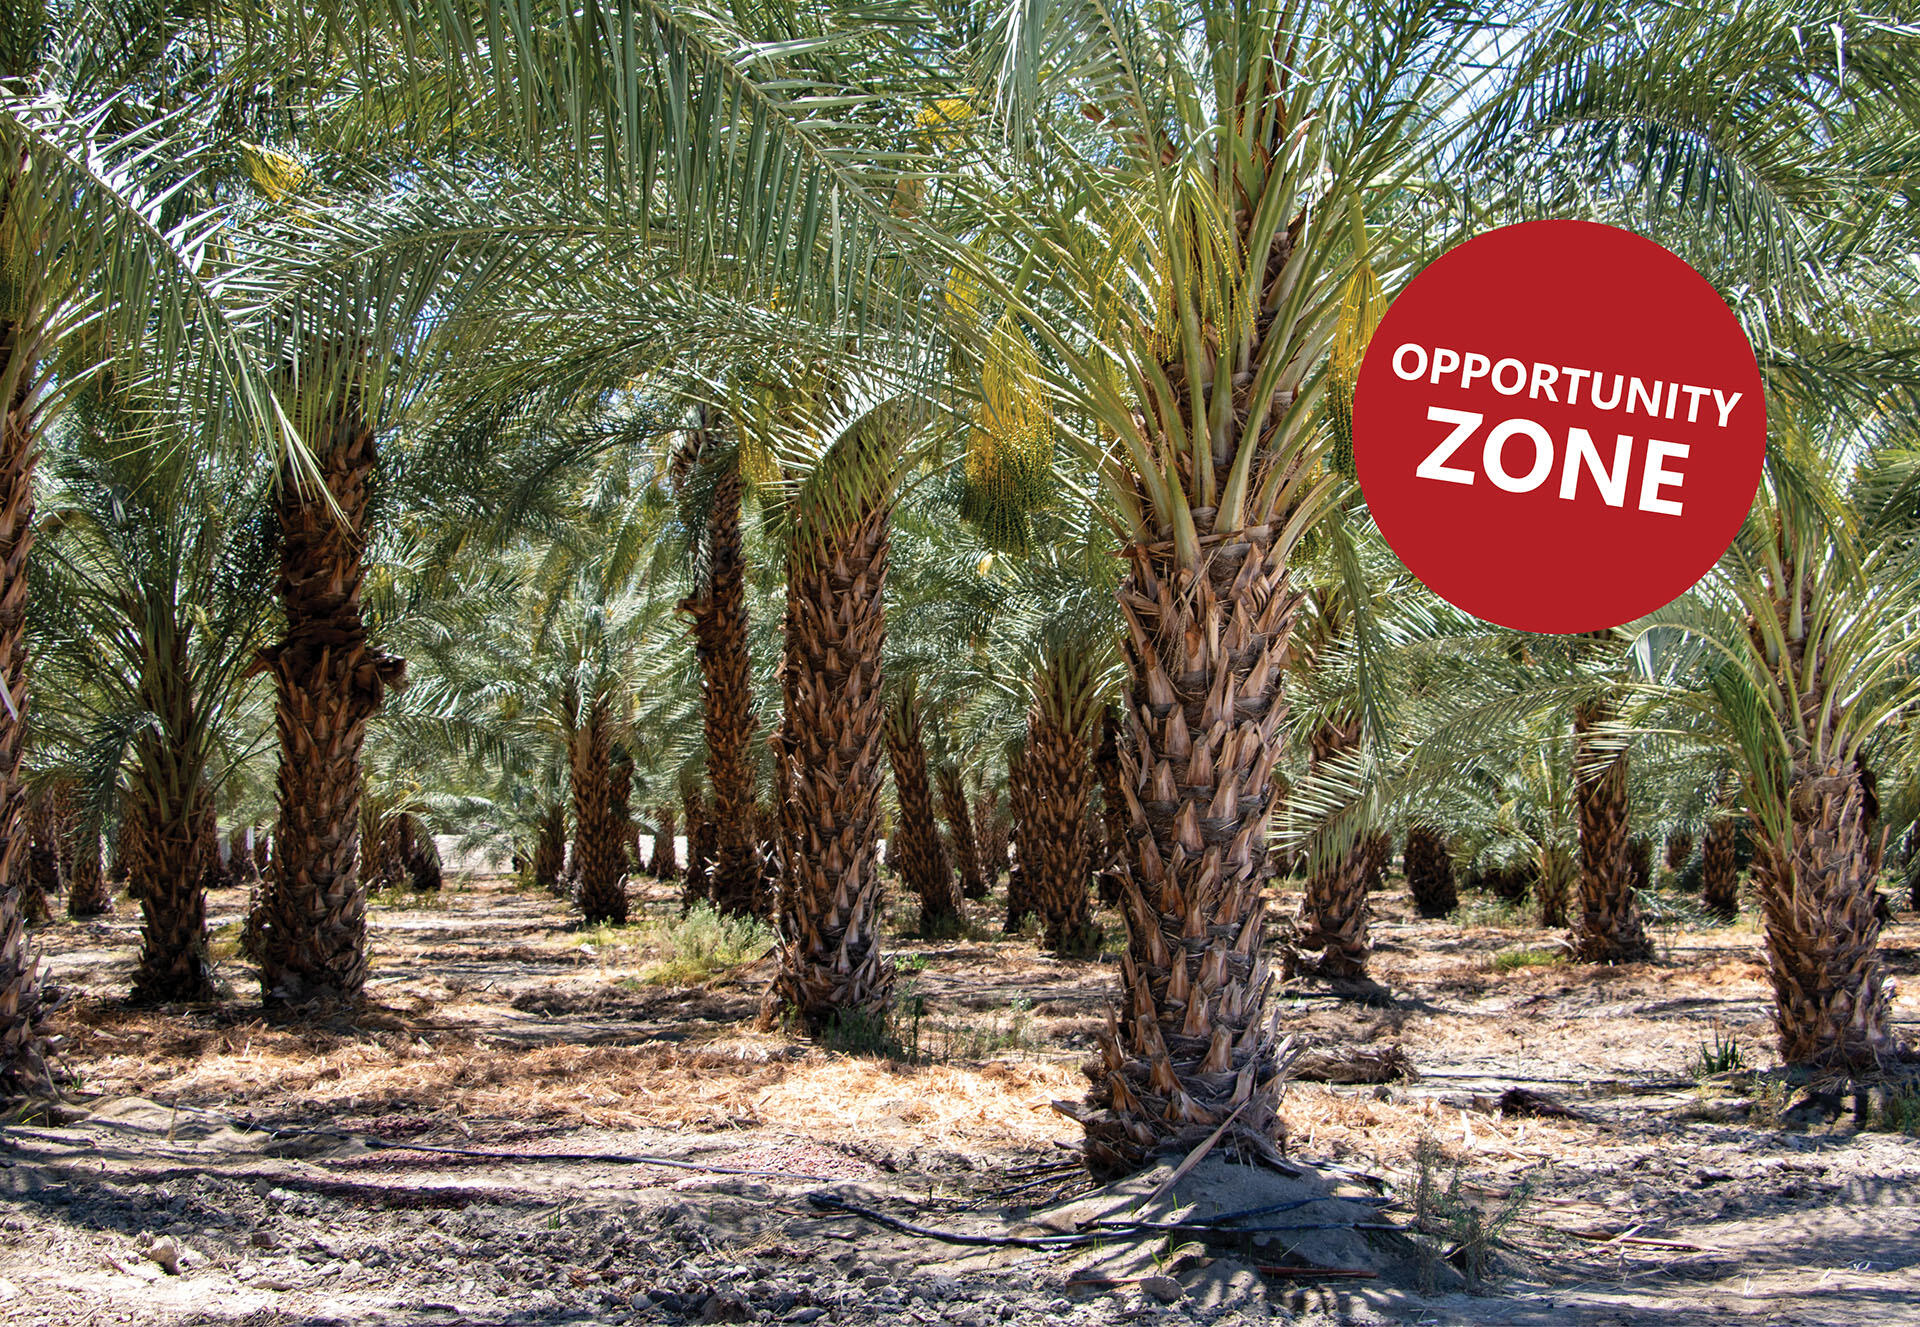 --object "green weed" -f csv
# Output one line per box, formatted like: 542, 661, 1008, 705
1454, 896, 1529, 929
1489, 946, 1563, 973
1408, 1137, 1536, 1294
816, 984, 1035, 1065
634, 904, 775, 985
1690, 1030, 1746, 1078
1870, 1084, 1920, 1135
